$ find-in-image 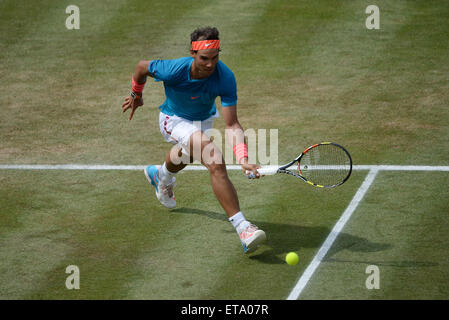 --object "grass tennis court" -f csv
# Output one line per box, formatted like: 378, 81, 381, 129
1, 0, 448, 299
